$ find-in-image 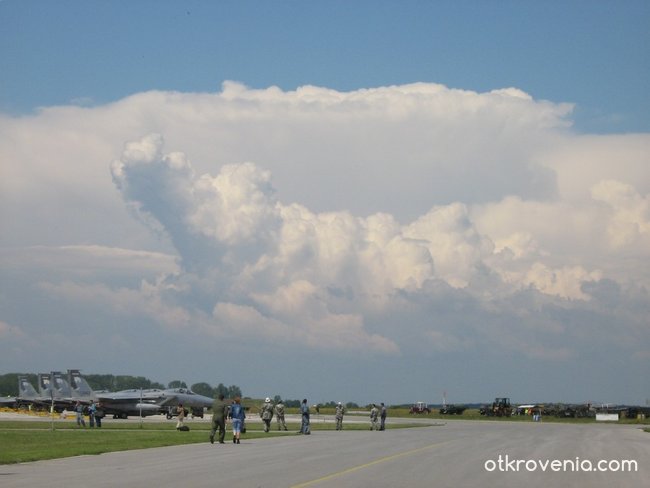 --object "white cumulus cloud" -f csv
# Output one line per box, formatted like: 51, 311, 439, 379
1, 82, 649, 403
